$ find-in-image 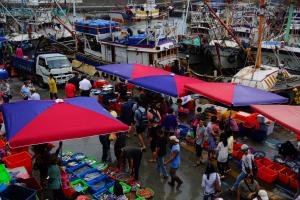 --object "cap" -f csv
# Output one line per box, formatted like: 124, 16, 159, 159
169, 135, 179, 143
241, 144, 249, 151
258, 190, 269, 200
